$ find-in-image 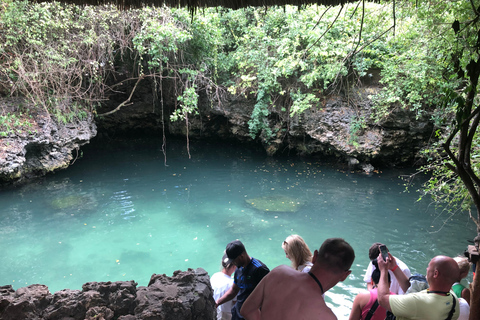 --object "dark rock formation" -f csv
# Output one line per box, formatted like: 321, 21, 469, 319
97, 83, 434, 169
0, 77, 435, 185
0, 98, 97, 187
0, 268, 215, 320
